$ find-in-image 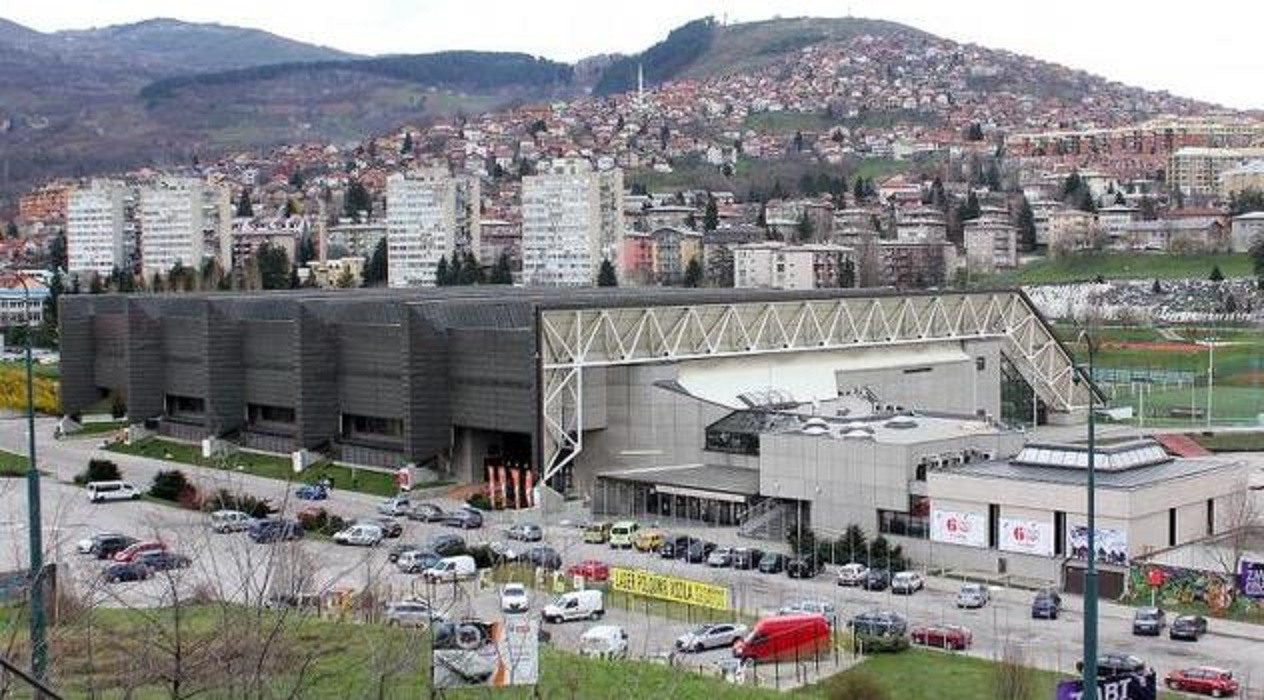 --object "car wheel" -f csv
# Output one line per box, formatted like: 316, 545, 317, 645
692, 642, 703, 653
1211, 689, 1223, 698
